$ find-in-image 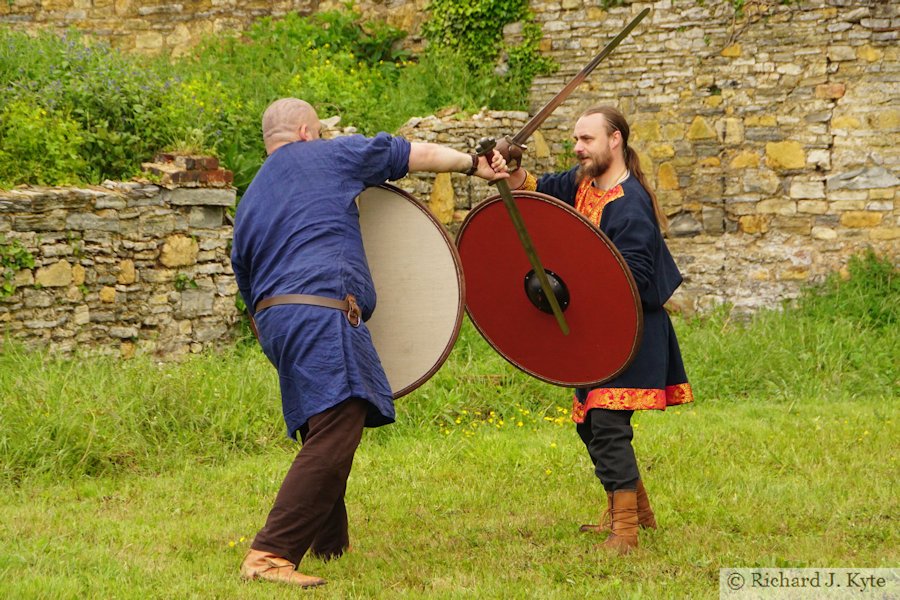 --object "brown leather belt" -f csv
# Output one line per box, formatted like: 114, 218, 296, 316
255, 293, 361, 327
